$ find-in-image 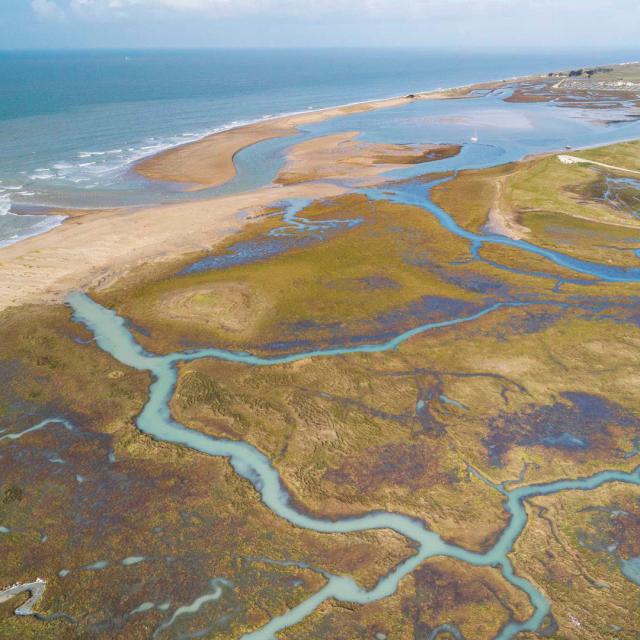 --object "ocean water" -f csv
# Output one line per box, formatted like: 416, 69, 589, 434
1, 48, 639, 246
